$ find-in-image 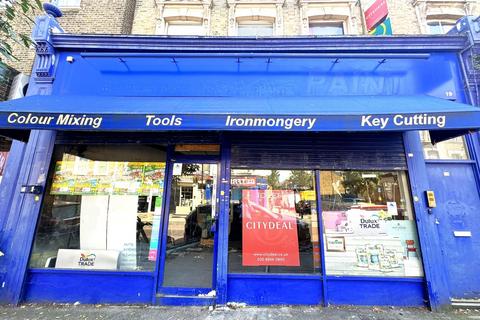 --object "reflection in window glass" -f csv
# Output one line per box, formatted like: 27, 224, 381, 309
162, 163, 217, 288
427, 21, 455, 34
309, 22, 344, 35
321, 171, 423, 278
229, 169, 320, 274
420, 131, 469, 160
29, 145, 167, 271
